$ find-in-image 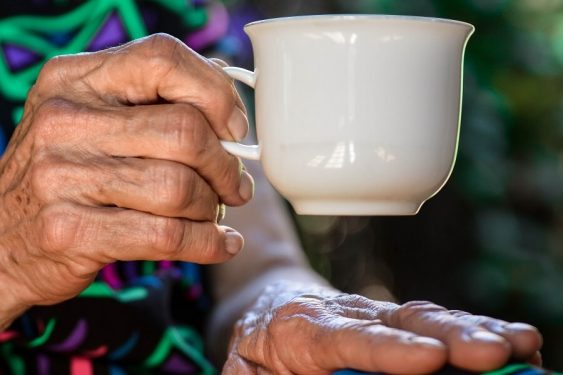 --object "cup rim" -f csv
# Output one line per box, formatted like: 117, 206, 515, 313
245, 14, 474, 31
